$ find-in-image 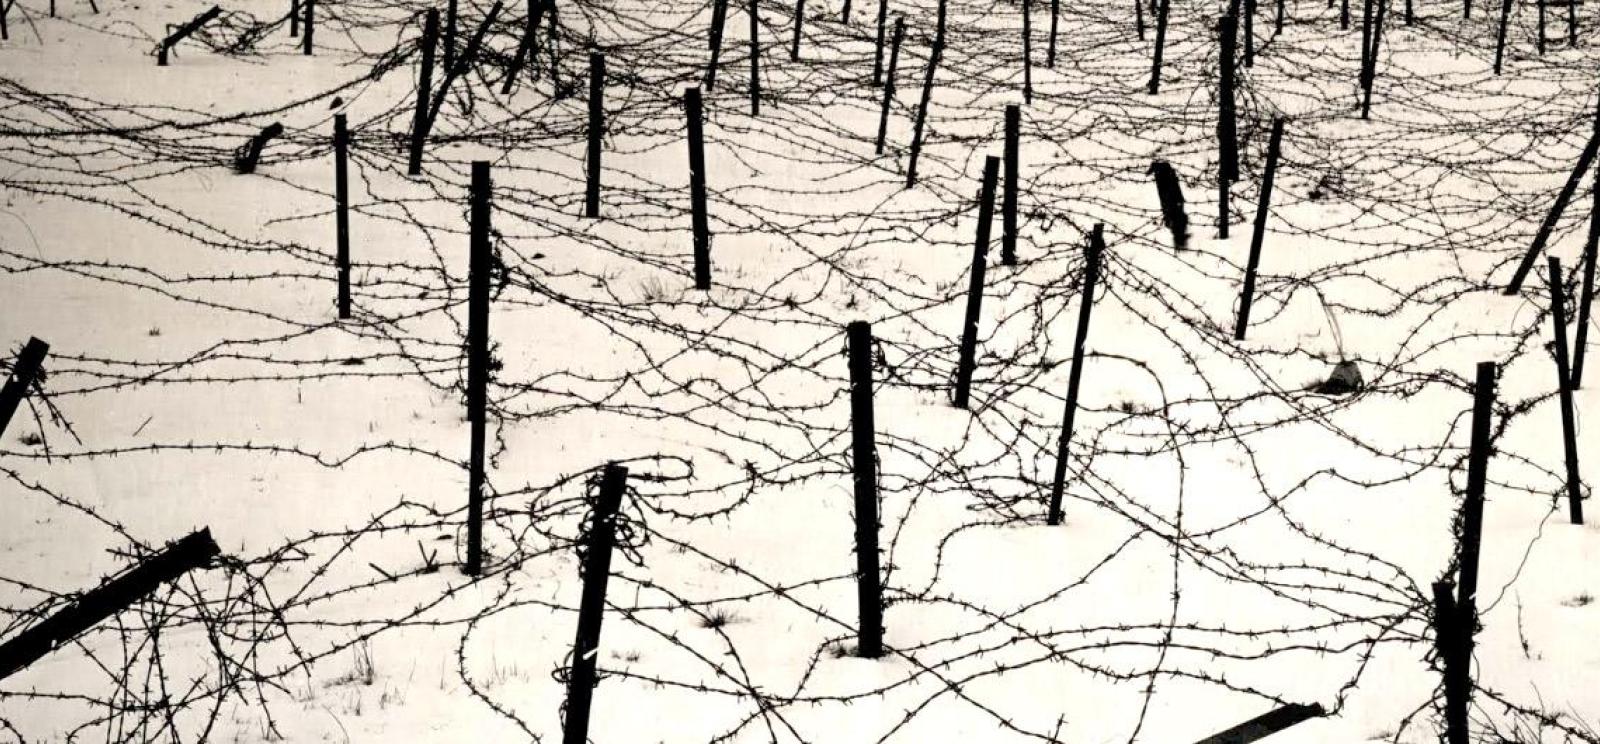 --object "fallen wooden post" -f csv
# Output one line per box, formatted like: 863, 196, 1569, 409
235, 123, 285, 174
156, 5, 223, 66
0, 529, 221, 681
1193, 702, 1326, 743
0, 337, 48, 438
1150, 160, 1188, 249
